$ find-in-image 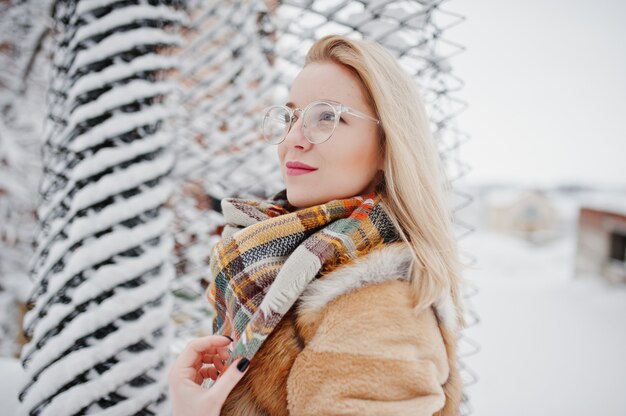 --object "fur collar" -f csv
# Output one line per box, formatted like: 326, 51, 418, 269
298, 242, 458, 332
